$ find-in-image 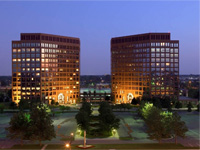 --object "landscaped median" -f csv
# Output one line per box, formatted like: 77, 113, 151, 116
7, 143, 200, 149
